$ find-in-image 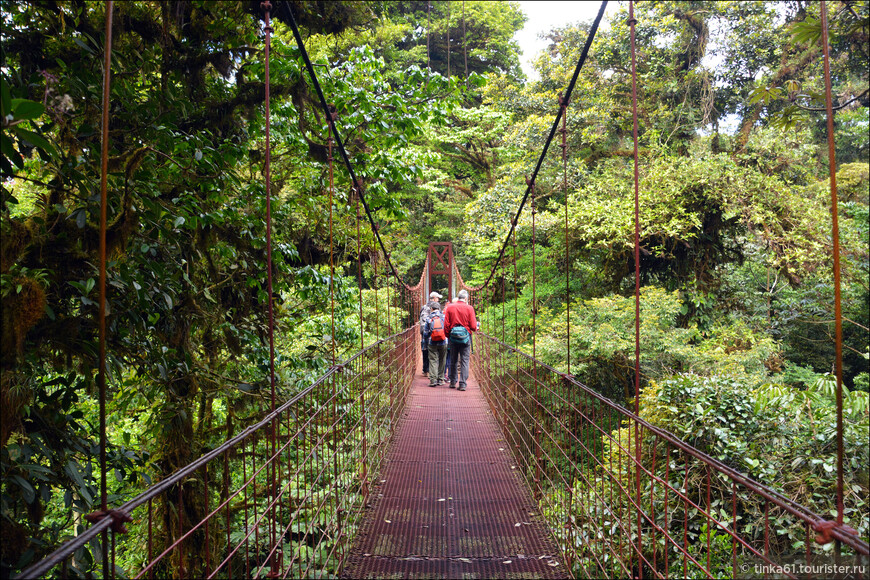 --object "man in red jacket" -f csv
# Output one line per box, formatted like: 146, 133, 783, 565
444, 289, 477, 391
